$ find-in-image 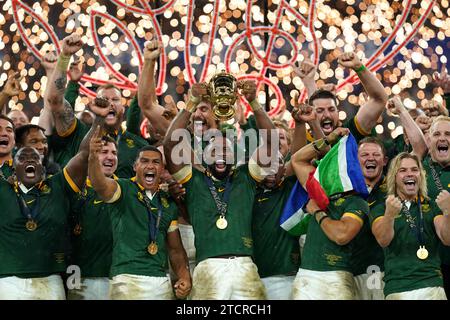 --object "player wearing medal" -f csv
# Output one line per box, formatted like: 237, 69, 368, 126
163, 80, 277, 300
420, 116, 450, 297
370, 152, 450, 300
353, 97, 428, 300
67, 135, 118, 300
0, 119, 104, 299
88, 137, 191, 299
45, 33, 148, 178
